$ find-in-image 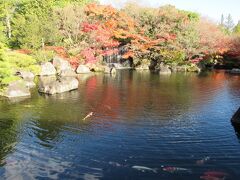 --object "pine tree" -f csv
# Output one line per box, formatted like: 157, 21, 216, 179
225, 14, 235, 31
